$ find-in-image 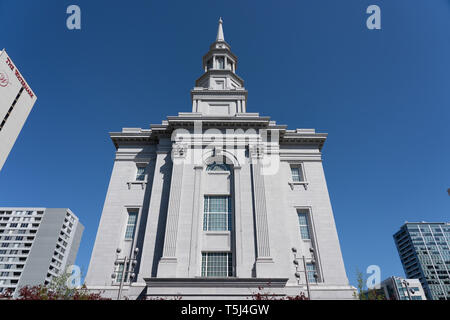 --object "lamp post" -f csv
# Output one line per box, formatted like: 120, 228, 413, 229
292, 247, 313, 300
111, 247, 139, 300
401, 279, 414, 300
302, 255, 311, 300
